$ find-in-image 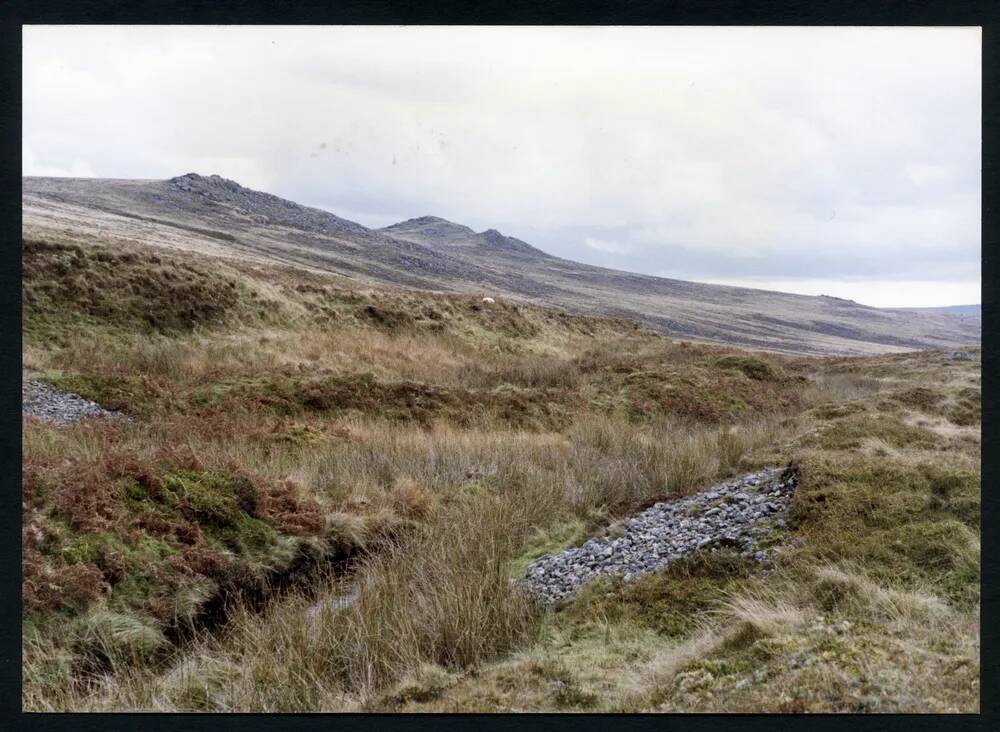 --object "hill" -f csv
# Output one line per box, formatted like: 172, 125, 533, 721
22, 174, 980, 356
898, 304, 980, 317
21, 233, 980, 712
891, 304, 981, 327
